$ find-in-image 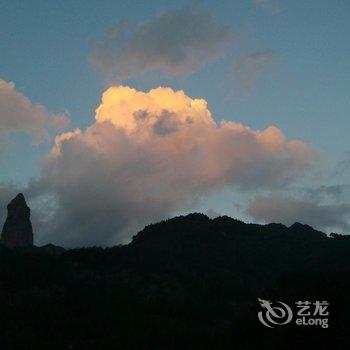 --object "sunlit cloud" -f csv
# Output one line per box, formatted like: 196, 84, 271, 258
0, 79, 69, 146
26, 85, 315, 247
